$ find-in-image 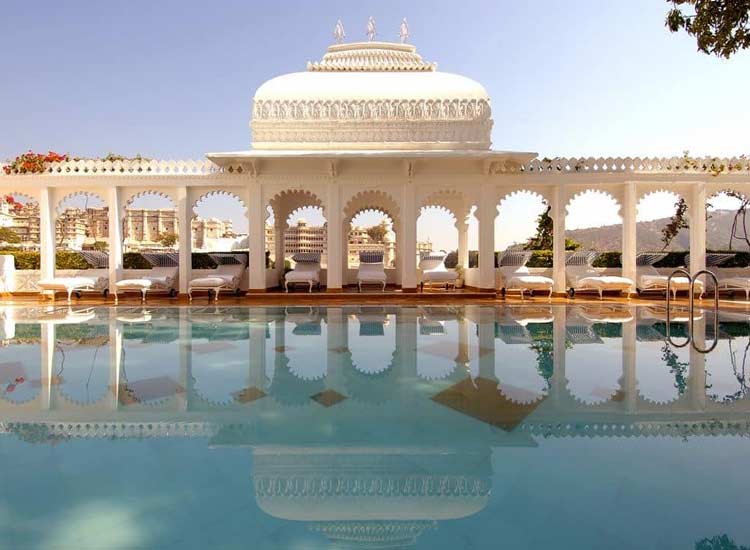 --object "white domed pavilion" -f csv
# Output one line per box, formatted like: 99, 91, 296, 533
0, 22, 746, 297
